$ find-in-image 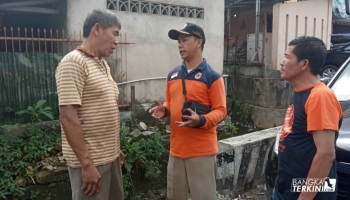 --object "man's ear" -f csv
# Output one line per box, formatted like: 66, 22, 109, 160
196, 38, 203, 48
92, 23, 101, 37
301, 59, 310, 71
